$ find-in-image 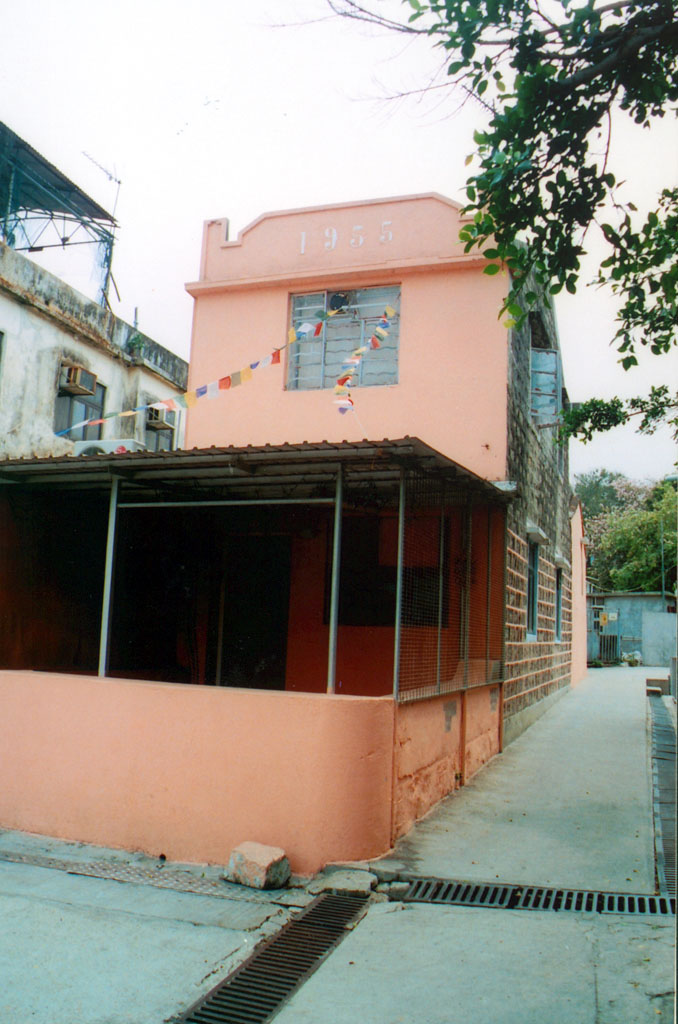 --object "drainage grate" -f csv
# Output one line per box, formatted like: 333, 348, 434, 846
649, 696, 676, 896
174, 892, 369, 1024
402, 878, 676, 916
